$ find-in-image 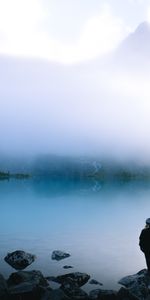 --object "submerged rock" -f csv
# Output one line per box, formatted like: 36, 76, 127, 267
63, 265, 73, 269
54, 272, 90, 287
89, 279, 103, 286
119, 269, 150, 300
4, 250, 36, 270
51, 250, 71, 261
